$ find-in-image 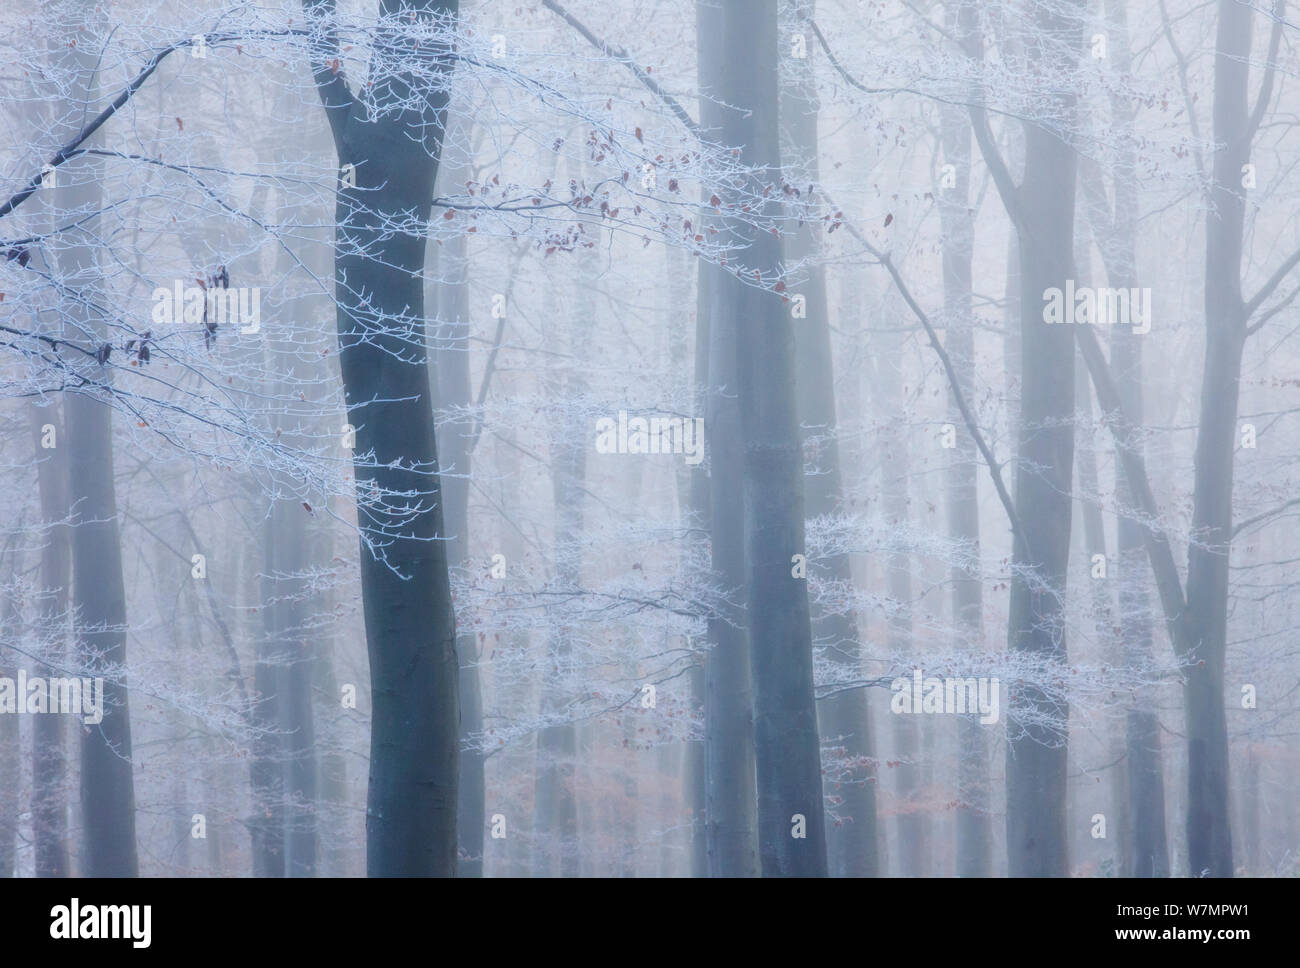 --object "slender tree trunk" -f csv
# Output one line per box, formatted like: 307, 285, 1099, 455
311, 613, 349, 876
1178, 0, 1251, 878
697, 0, 759, 878
57, 19, 139, 874
969, 0, 1085, 876
273, 497, 318, 878
937, 21, 991, 873
429, 119, 485, 877
874, 333, 925, 876
251, 509, 288, 876
29, 405, 71, 877
532, 285, 584, 878
0, 588, 17, 877
1084, 0, 1170, 878
783, 0, 879, 877
720, 0, 827, 876
672, 236, 709, 877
